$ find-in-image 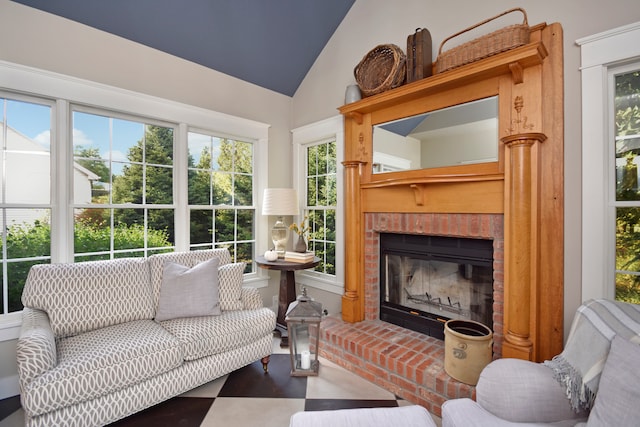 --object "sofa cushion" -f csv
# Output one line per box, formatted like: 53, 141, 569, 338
21, 258, 154, 338
148, 249, 232, 308
218, 262, 245, 311
159, 307, 276, 360
476, 358, 587, 423
587, 335, 640, 427
20, 319, 184, 417
155, 258, 221, 321
442, 398, 587, 427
